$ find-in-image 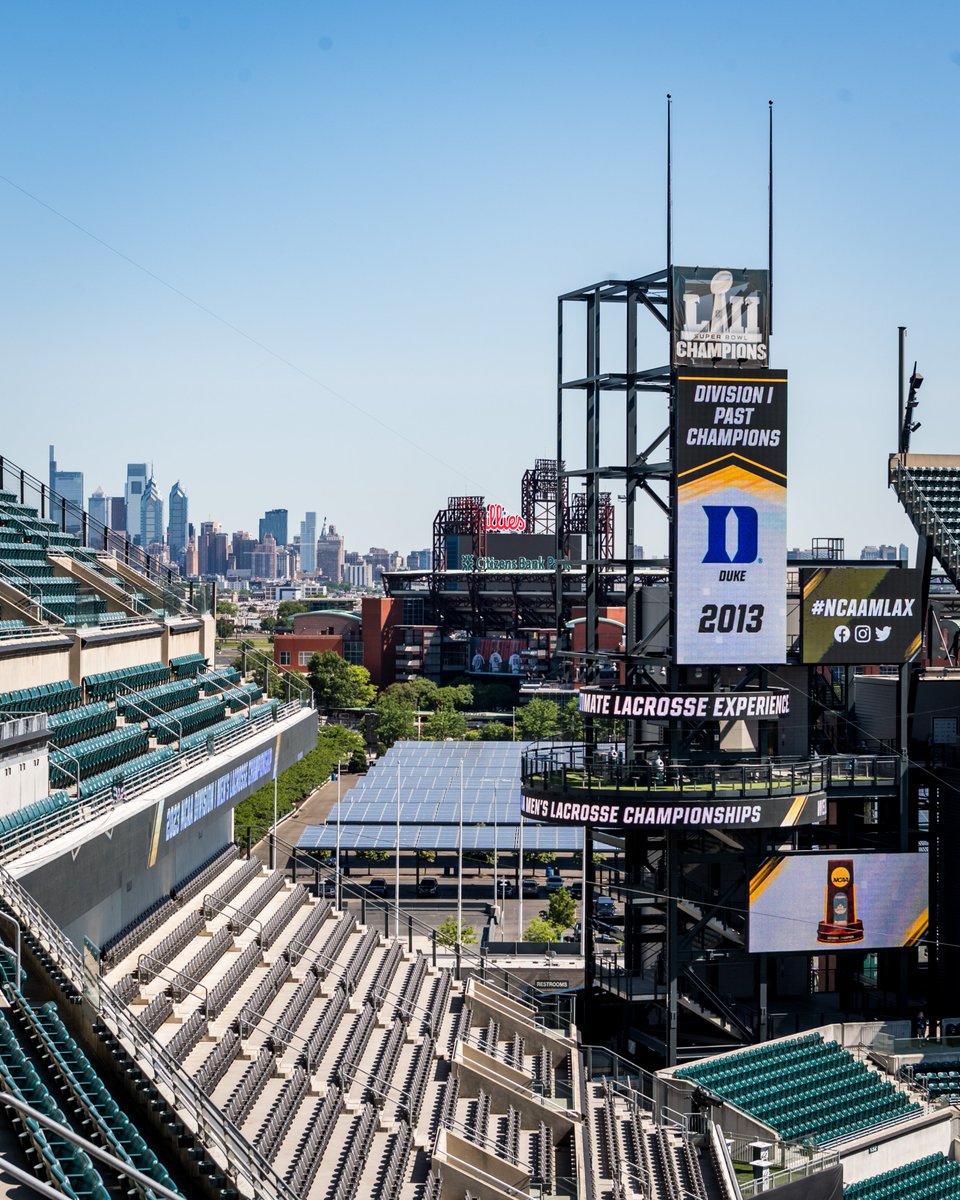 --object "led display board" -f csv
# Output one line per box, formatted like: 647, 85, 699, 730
672, 266, 770, 367
747, 852, 928, 953
675, 368, 787, 664
800, 566, 923, 664
520, 790, 826, 831
577, 688, 790, 720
